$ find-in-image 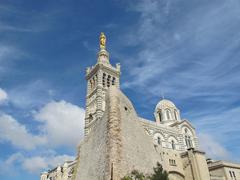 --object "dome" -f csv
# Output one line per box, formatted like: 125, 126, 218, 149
155, 99, 176, 111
